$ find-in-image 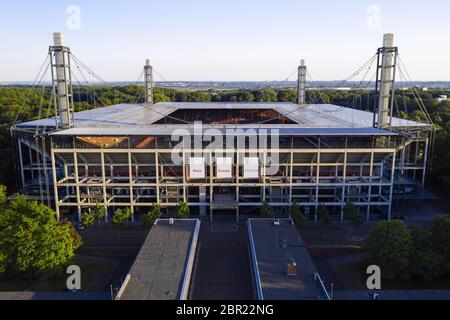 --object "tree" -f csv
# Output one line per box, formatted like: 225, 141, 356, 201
409, 226, 443, 280
112, 208, 132, 226
91, 202, 106, 225
345, 203, 364, 225
277, 89, 297, 103
59, 220, 83, 251
364, 220, 412, 280
317, 205, 332, 225
260, 201, 275, 218
431, 214, 450, 272
0, 194, 79, 278
0, 251, 6, 275
175, 91, 187, 102
142, 204, 161, 228
176, 202, 189, 218
0, 185, 6, 207
255, 89, 277, 102
290, 203, 306, 226
80, 212, 95, 228
238, 92, 254, 102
